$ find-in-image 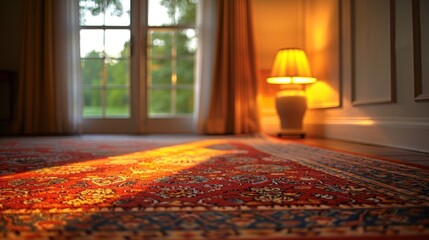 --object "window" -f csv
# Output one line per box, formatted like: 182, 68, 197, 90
147, 0, 198, 117
79, 0, 131, 118
78, 0, 198, 133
